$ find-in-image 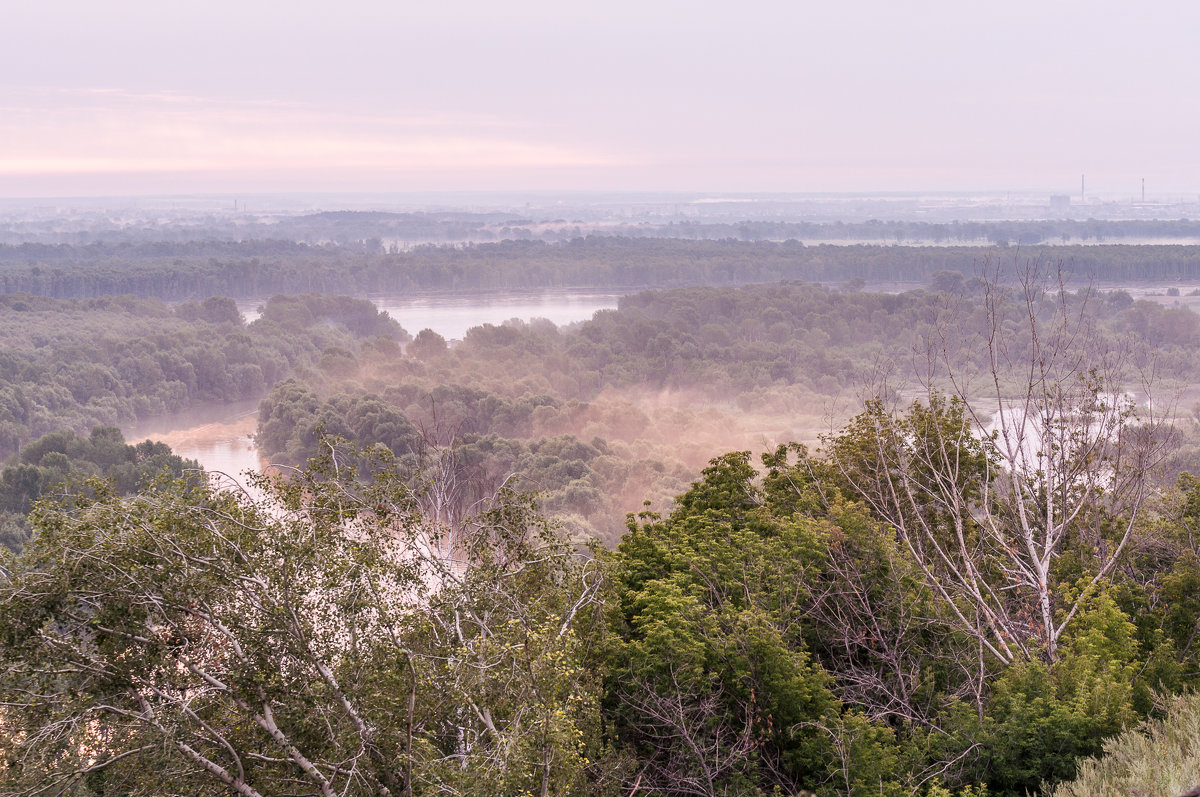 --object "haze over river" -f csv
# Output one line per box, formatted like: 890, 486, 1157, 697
237, 289, 623, 340
122, 398, 263, 487
128, 291, 622, 479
